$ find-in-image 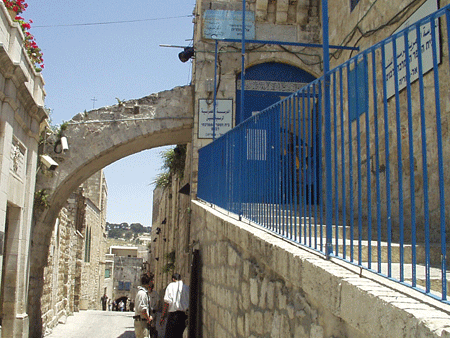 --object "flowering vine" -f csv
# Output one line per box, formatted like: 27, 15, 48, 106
3, 0, 44, 71
3, 0, 26, 14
